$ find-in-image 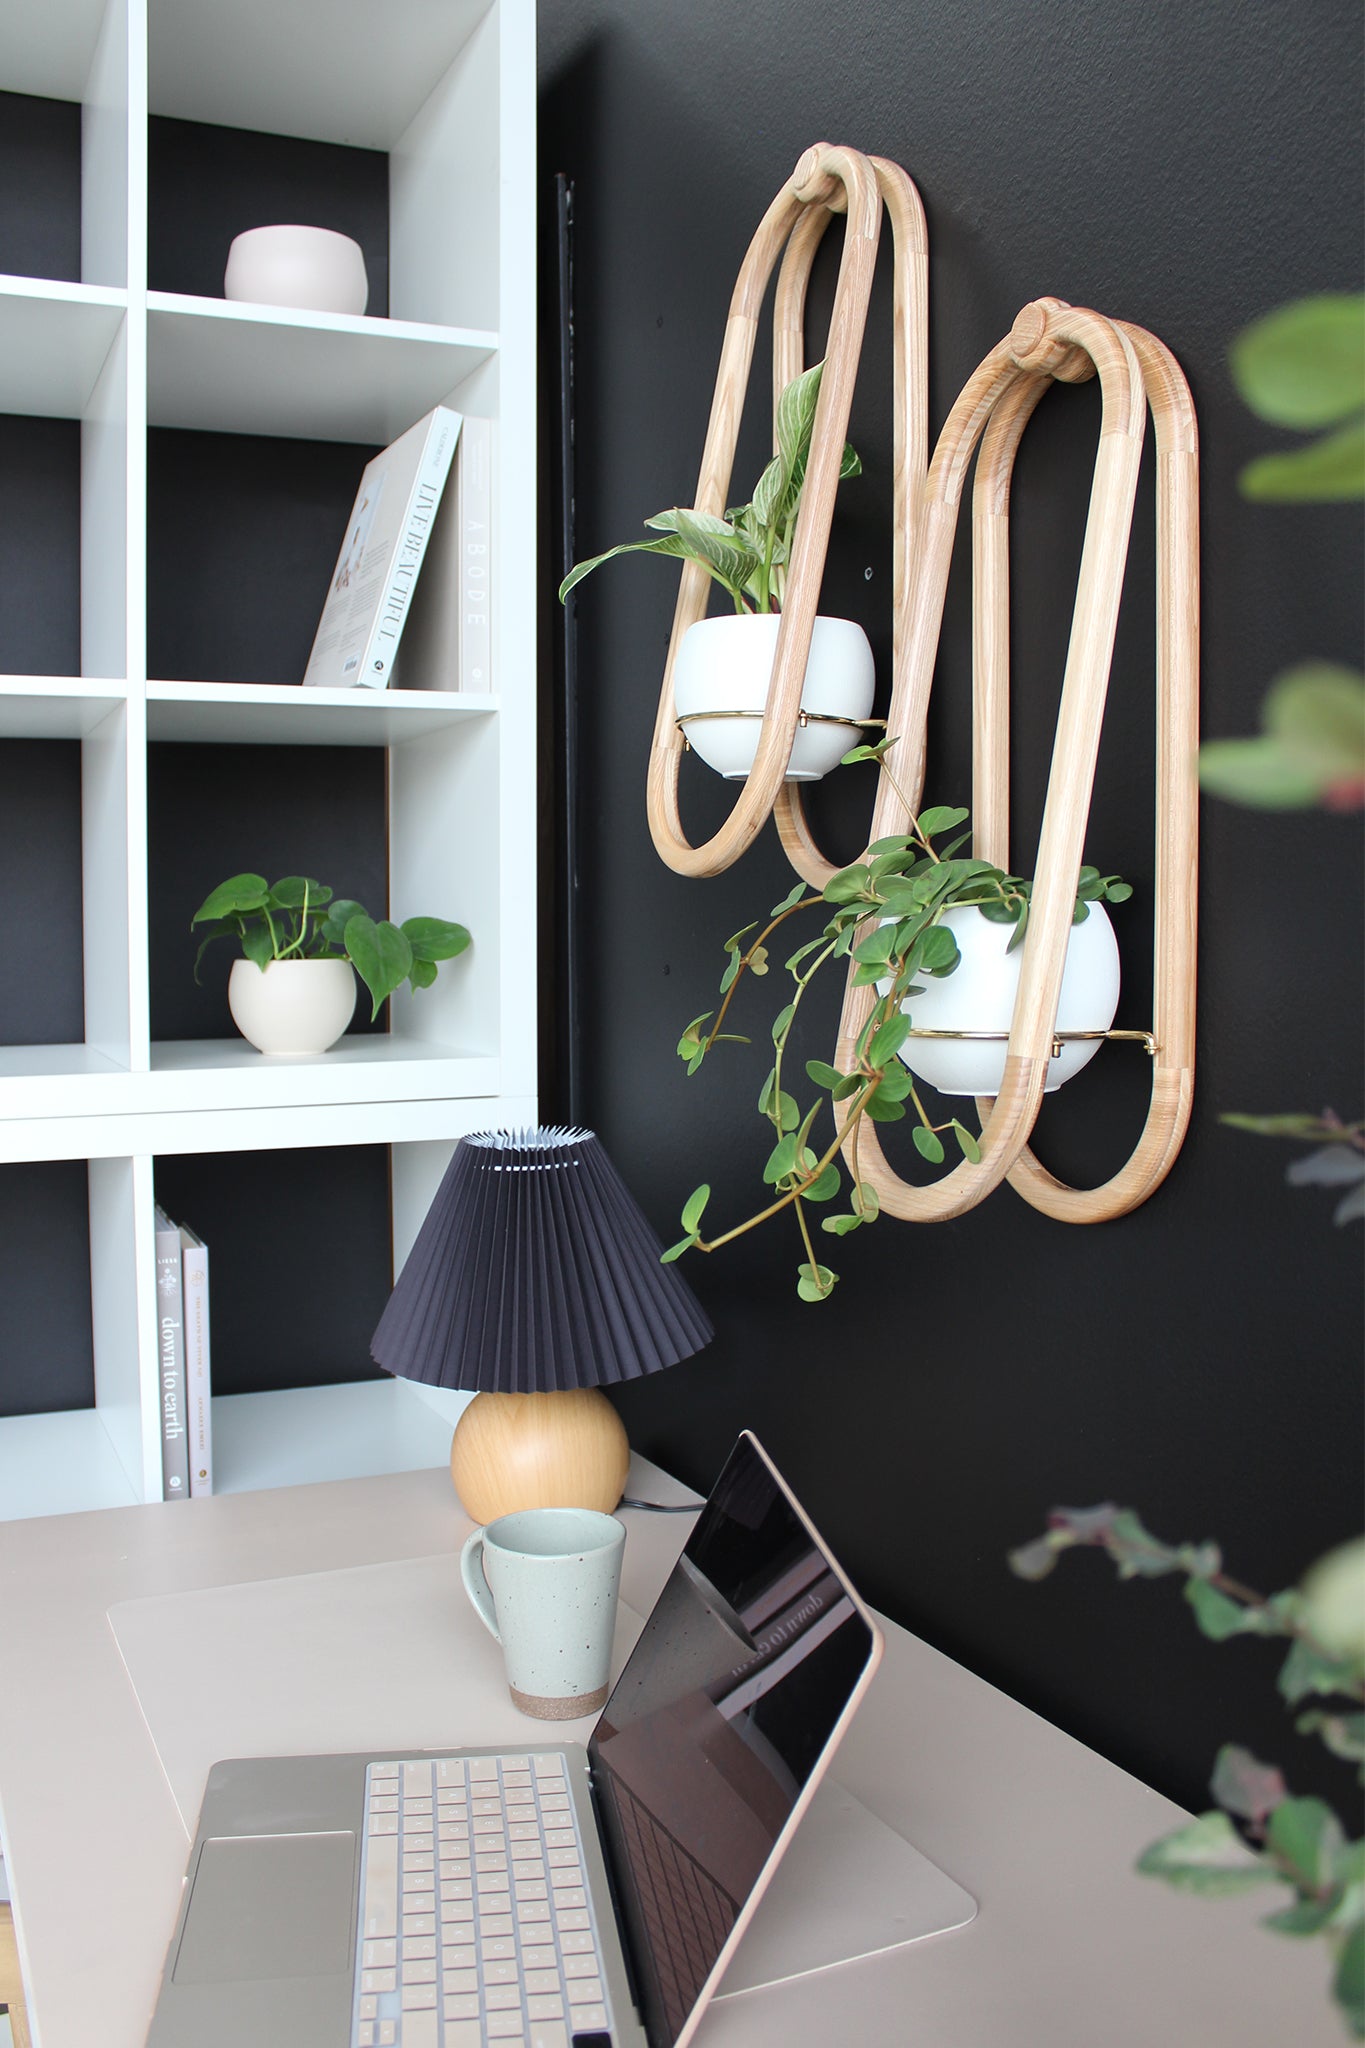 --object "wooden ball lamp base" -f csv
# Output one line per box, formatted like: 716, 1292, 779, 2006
449, 1388, 630, 1525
